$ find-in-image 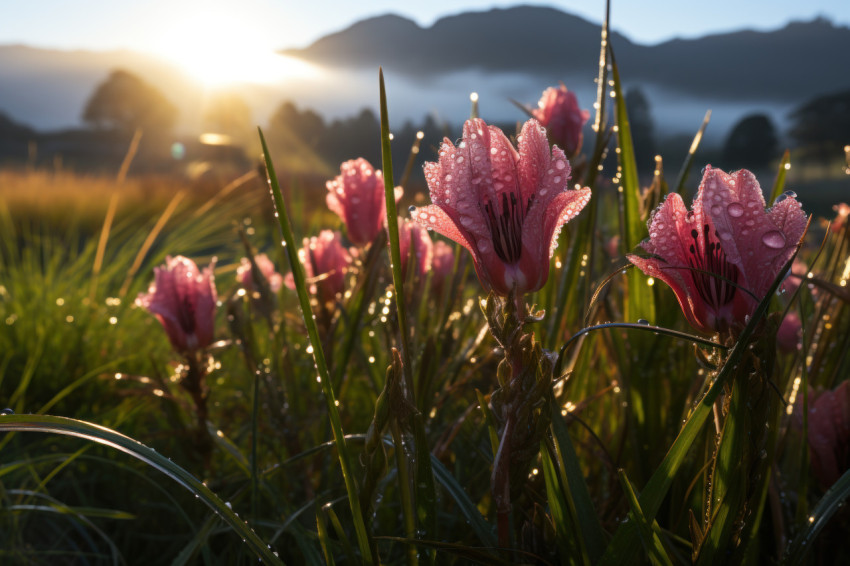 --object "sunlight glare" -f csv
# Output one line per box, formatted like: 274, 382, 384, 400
151, 7, 320, 88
